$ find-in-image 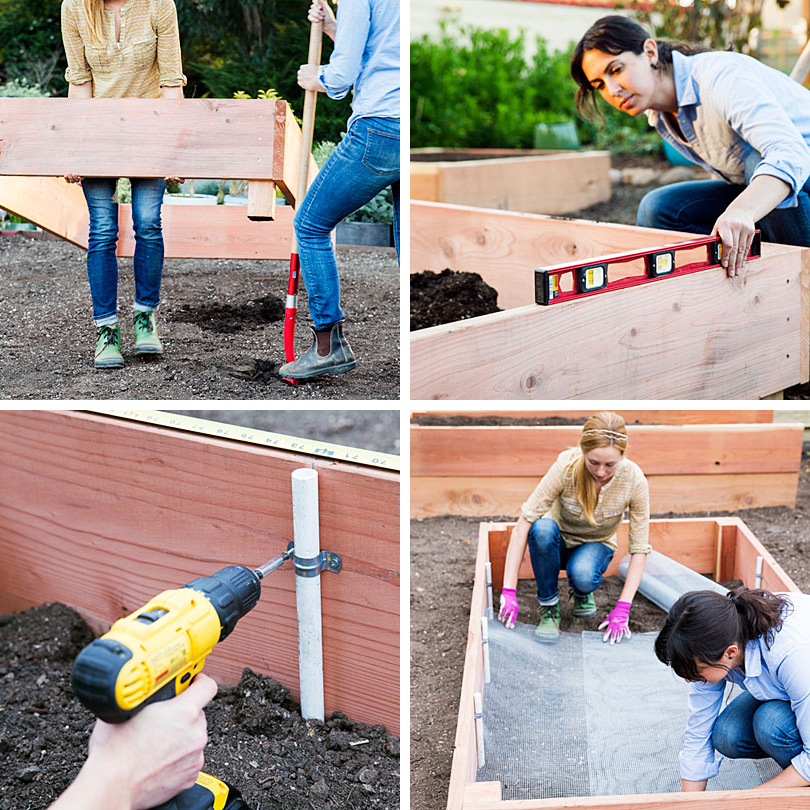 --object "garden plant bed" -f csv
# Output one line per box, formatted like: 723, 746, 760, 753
0, 238, 398, 400
410, 269, 500, 330
410, 149, 611, 215
0, 603, 399, 810
410, 201, 810, 400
